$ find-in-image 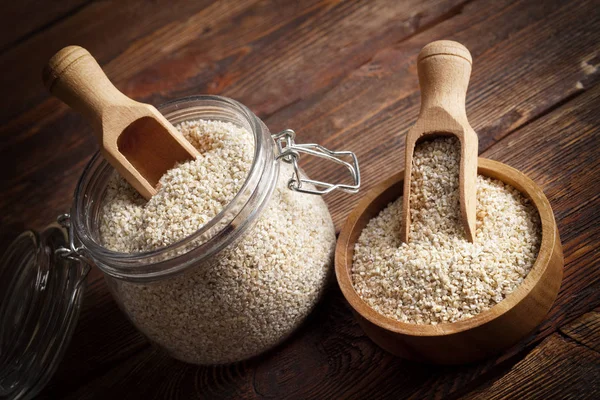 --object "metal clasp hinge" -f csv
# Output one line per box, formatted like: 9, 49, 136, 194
272, 129, 360, 195
56, 214, 92, 288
